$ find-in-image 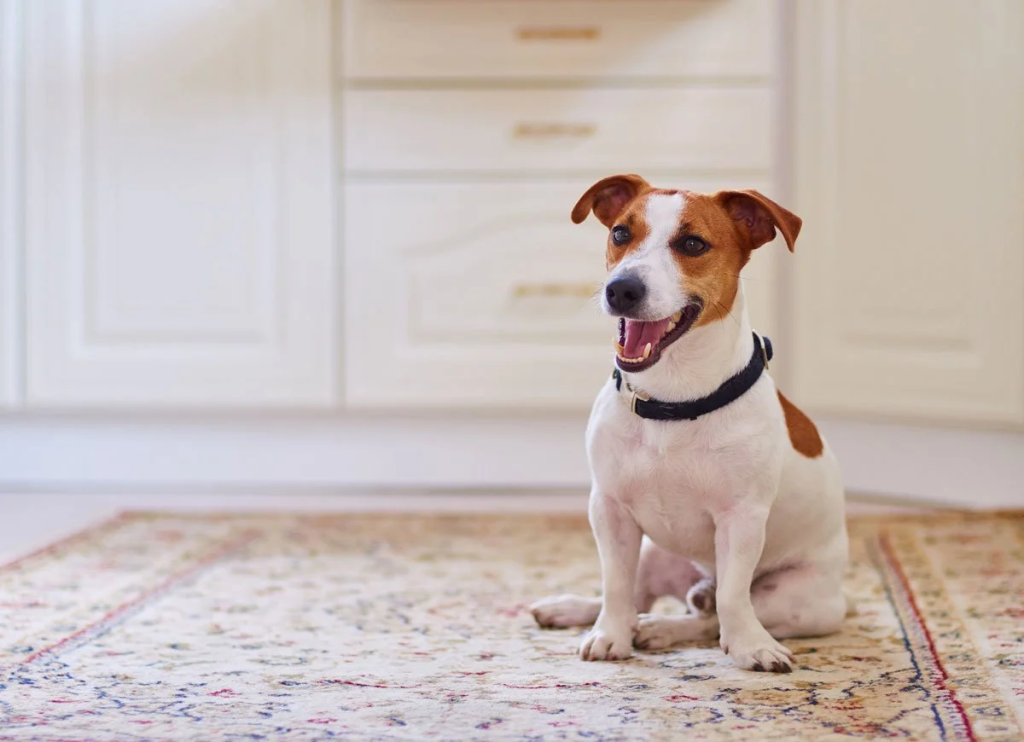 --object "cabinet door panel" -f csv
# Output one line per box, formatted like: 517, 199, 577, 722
792, 0, 1024, 426
24, 0, 335, 408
